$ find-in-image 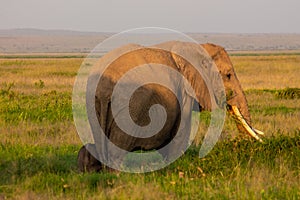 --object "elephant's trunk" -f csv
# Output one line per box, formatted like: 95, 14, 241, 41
230, 87, 251, 124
